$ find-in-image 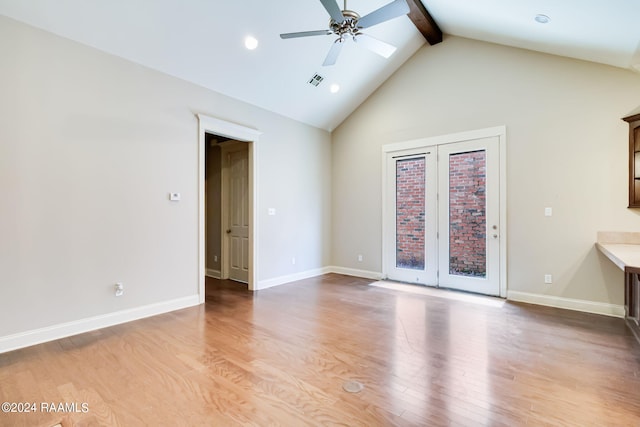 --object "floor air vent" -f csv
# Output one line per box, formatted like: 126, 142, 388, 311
342, 380, 364, 393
